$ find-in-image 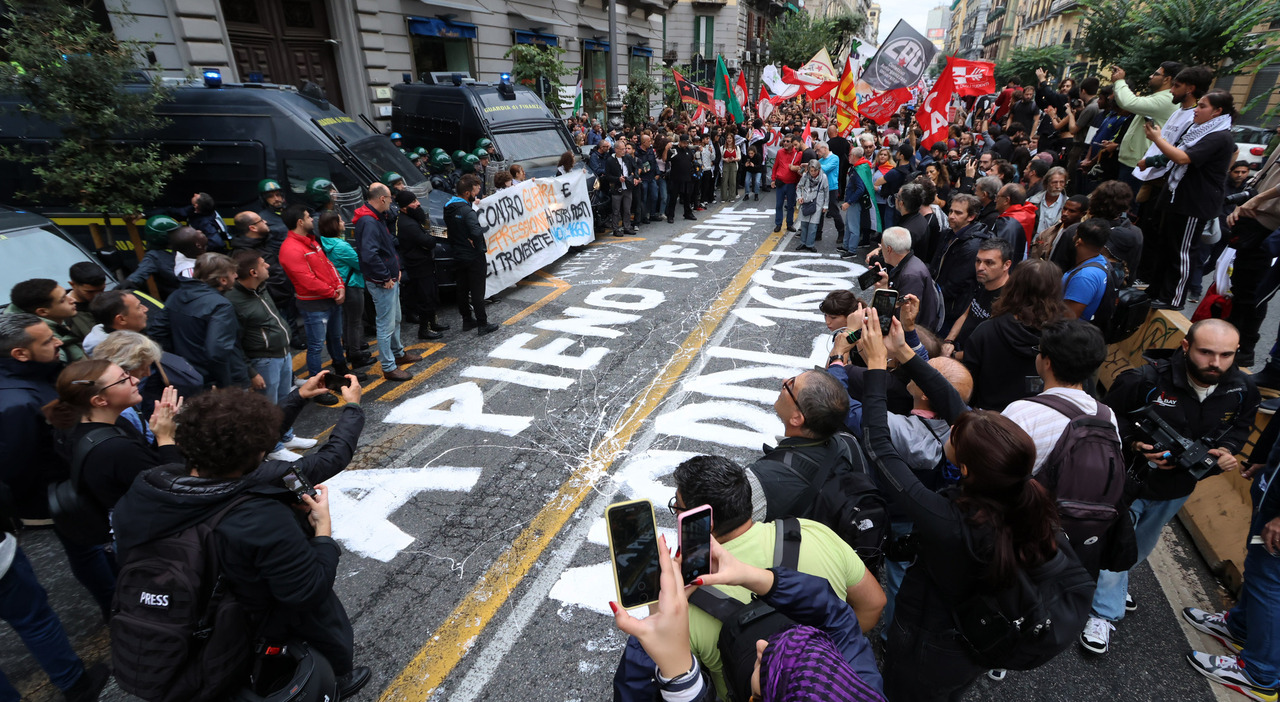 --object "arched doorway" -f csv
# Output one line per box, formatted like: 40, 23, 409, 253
220, 0, 346, 109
